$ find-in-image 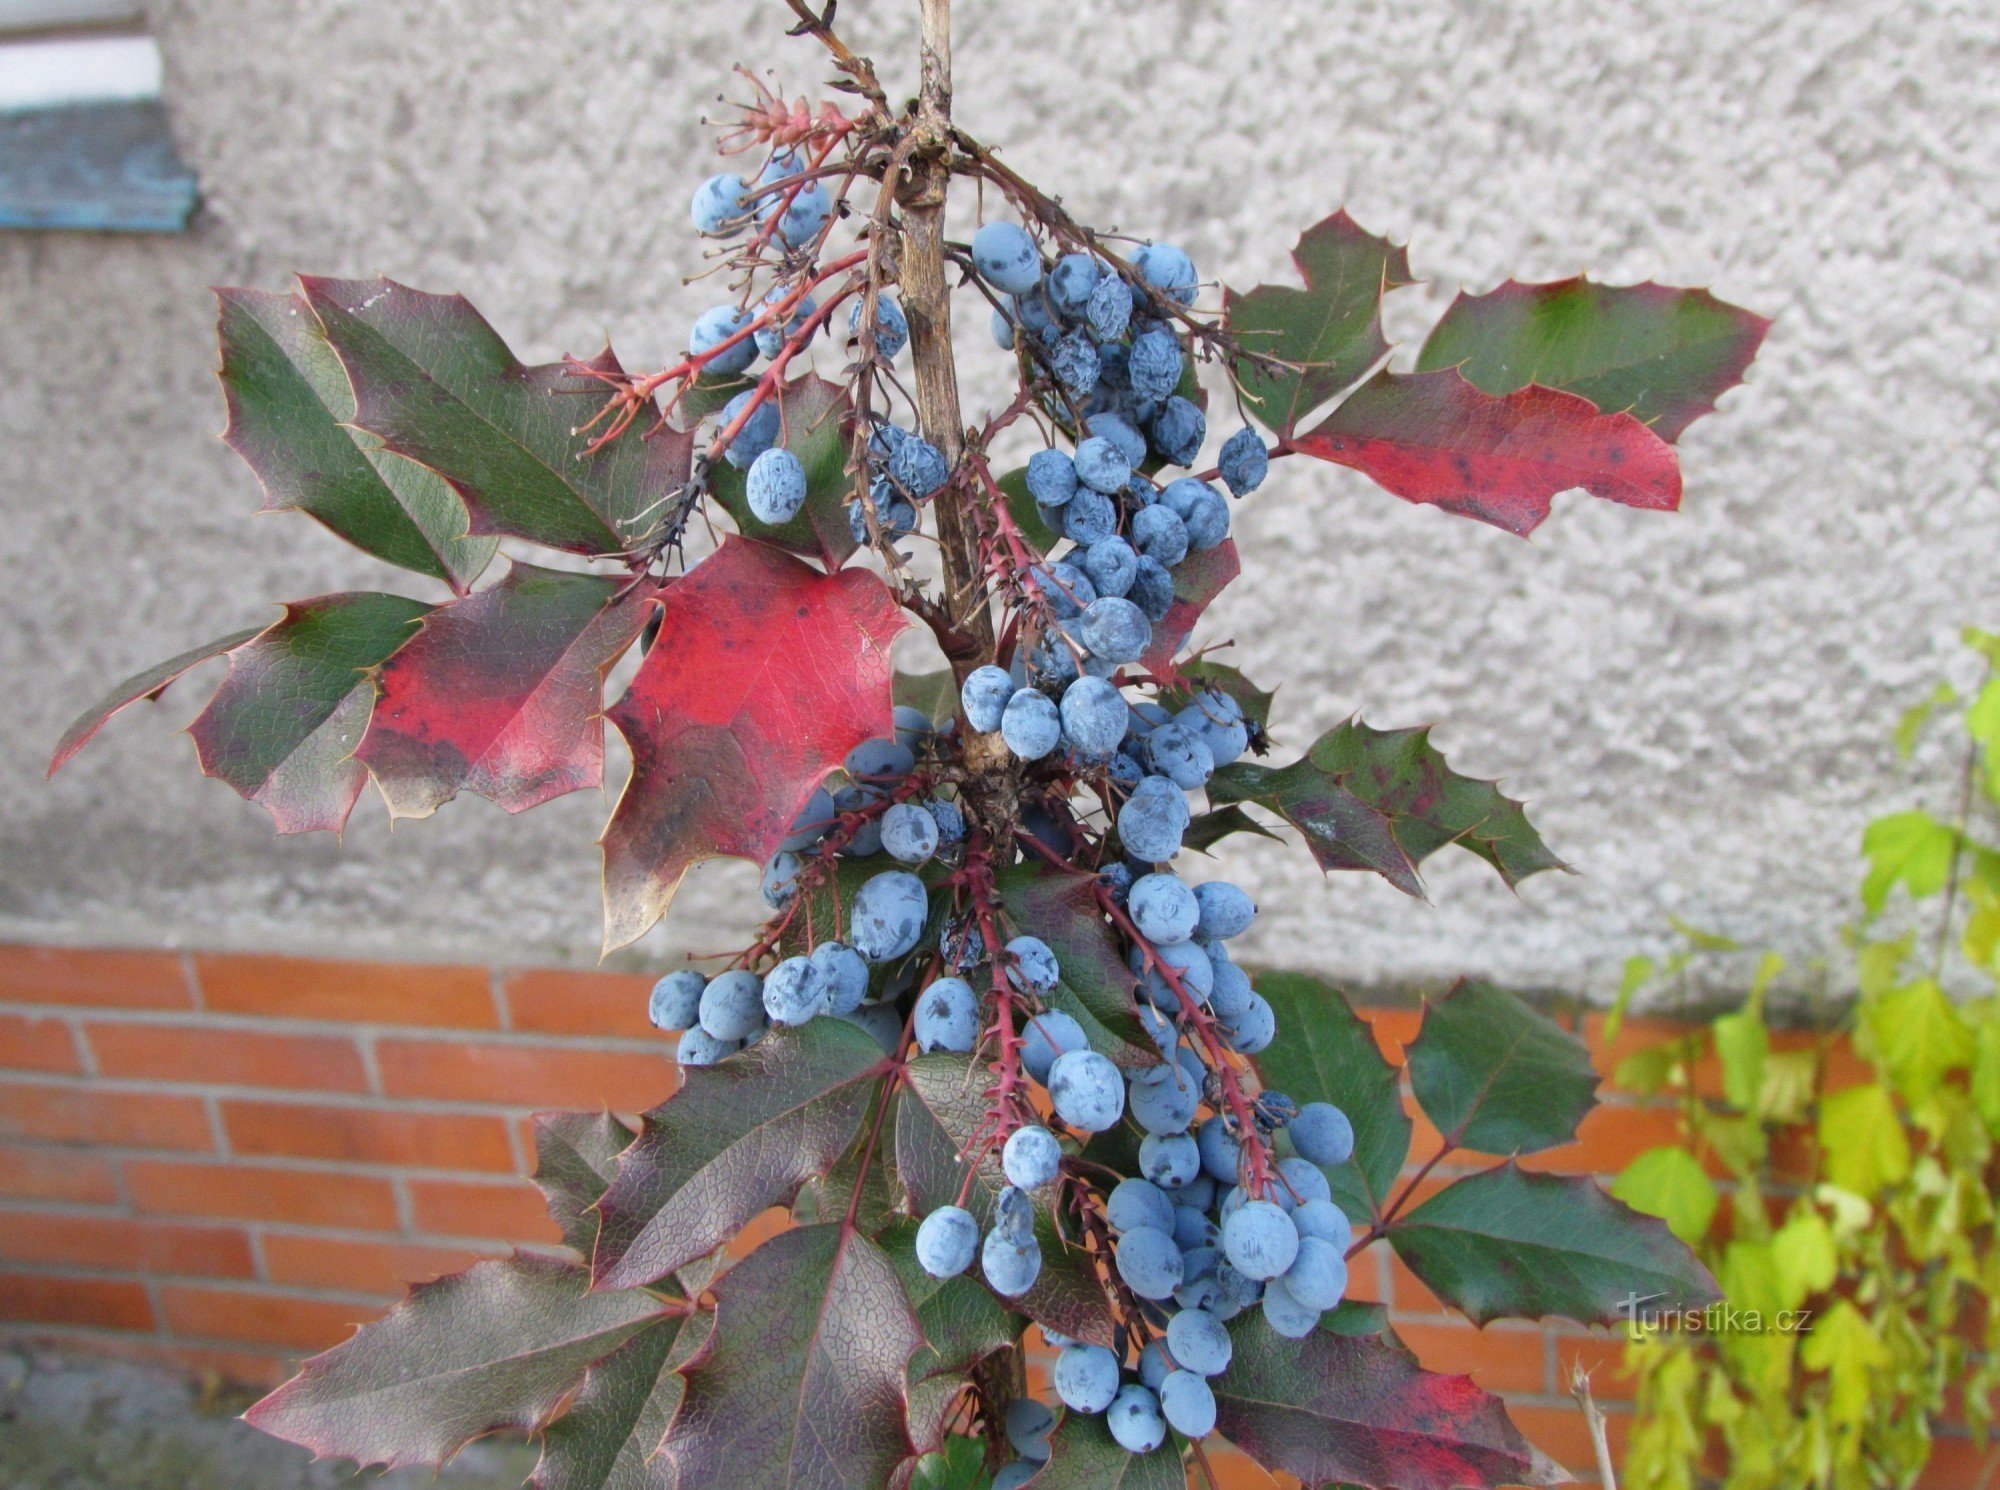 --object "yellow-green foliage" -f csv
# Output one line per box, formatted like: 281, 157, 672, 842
1616, 628, 2000, 1490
